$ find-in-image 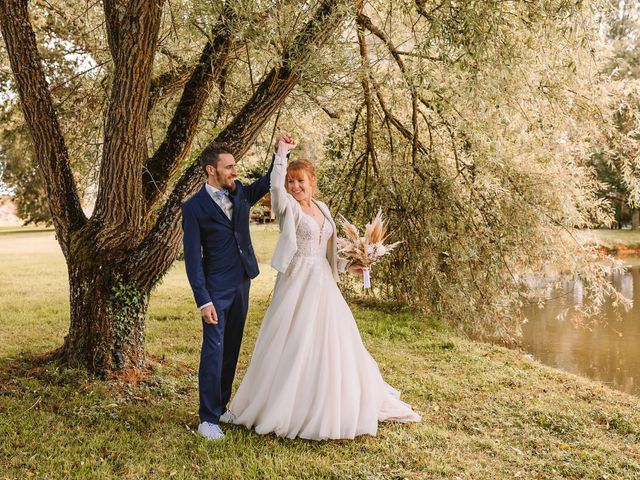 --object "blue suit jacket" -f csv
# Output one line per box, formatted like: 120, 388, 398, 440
181, 163, 273, 308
